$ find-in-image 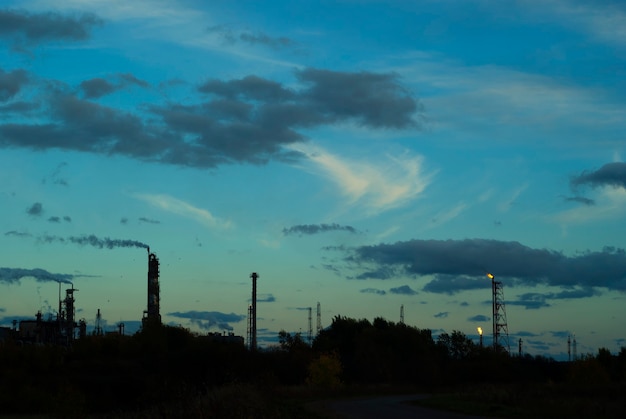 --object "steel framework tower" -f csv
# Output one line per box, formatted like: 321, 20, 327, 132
246, 304, 253, 349
400, 304, 405, 324
316, 302, 322, 335
487, 273, 510, 353
307, 307, 312, 344
248, 272, 258, 351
